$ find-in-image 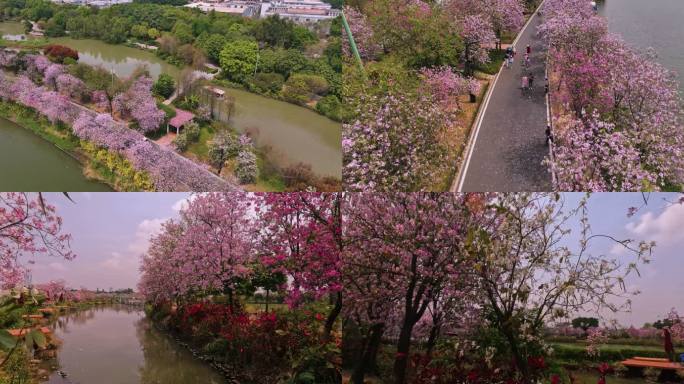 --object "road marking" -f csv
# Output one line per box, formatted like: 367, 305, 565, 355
453, 1, 546, 192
